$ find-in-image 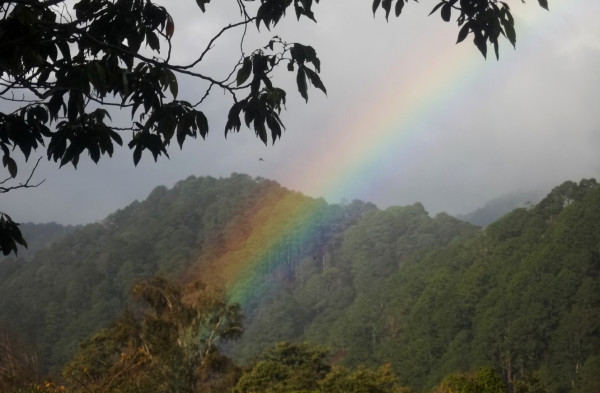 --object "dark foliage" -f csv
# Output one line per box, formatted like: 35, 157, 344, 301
0, 0, 548, 255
